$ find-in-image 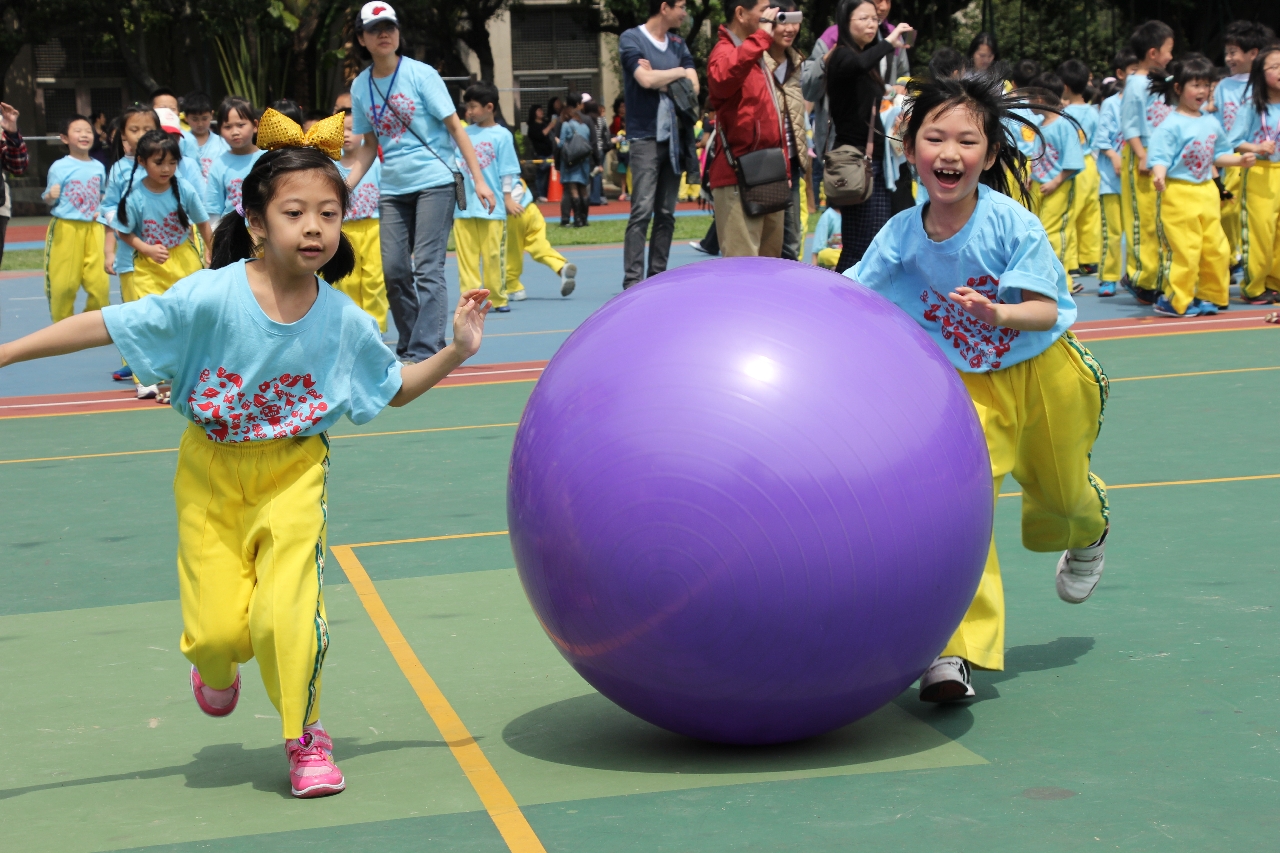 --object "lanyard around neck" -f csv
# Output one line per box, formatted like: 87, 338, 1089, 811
368, 57, 403, 126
